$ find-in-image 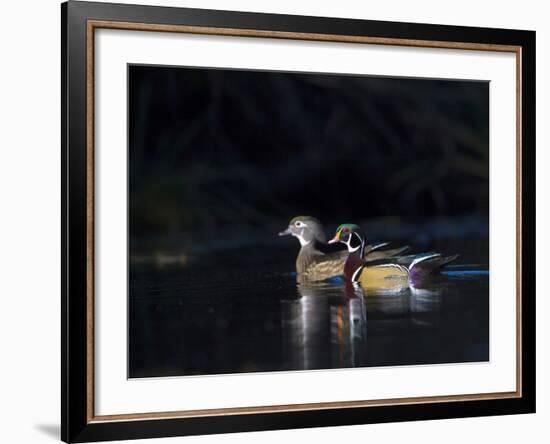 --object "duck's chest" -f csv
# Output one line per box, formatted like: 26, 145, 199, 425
343, 254, 363, 281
